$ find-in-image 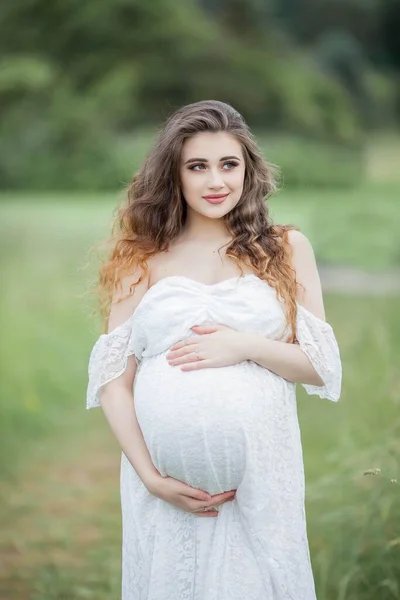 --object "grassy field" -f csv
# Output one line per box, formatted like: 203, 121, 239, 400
0, 186, 399, 599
